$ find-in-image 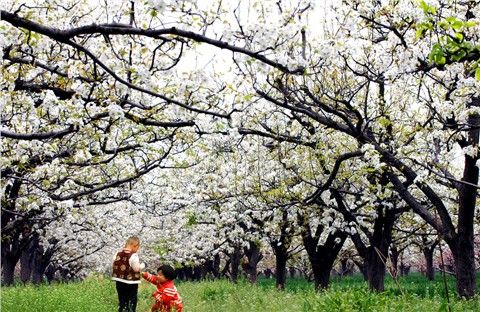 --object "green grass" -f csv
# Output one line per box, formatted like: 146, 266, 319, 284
1, 273, 480, 312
